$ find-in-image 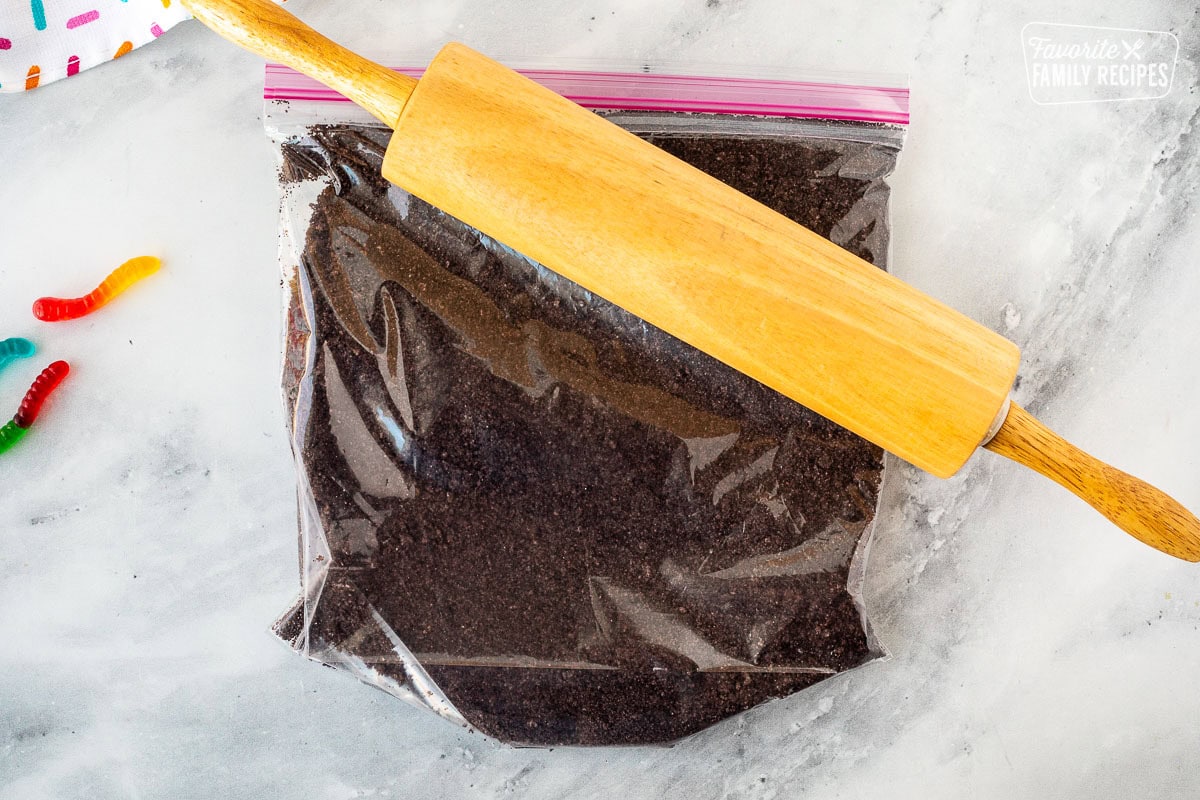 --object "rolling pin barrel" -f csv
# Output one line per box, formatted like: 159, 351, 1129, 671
383, 43, 1021, 478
